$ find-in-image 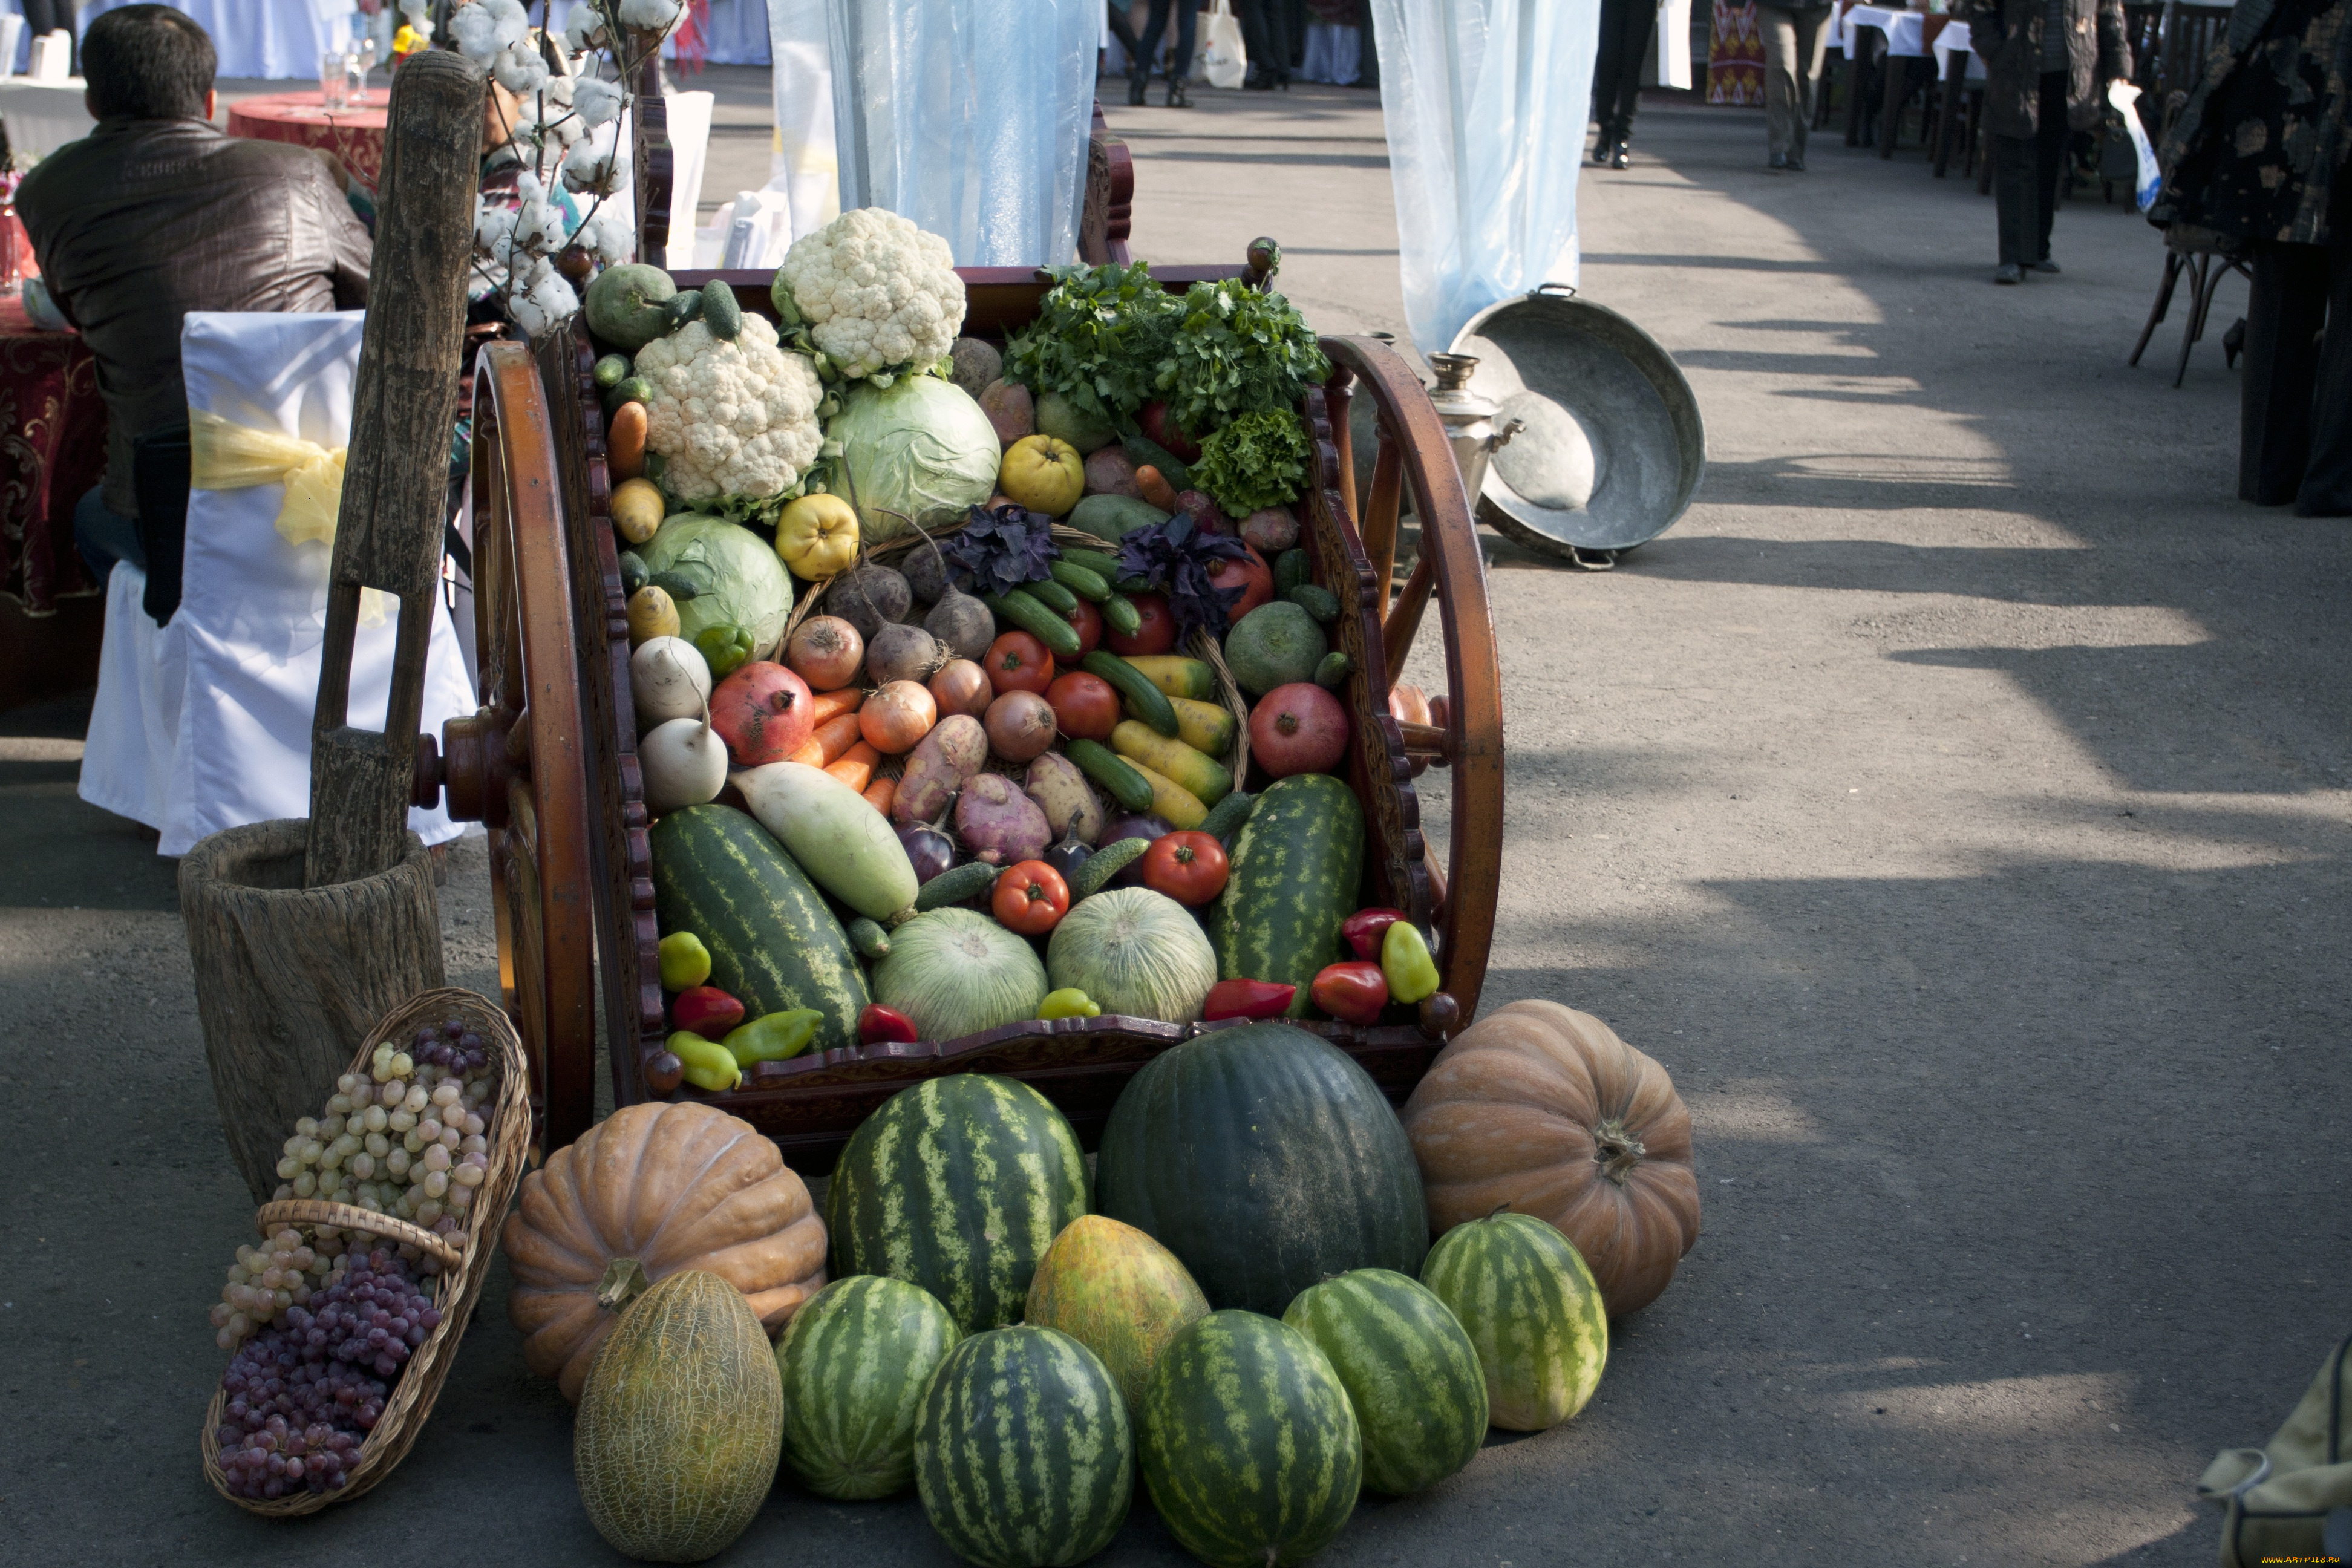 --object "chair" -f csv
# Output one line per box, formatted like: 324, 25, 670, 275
2128, 223, 2250, 387
78, 310, 475, 856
